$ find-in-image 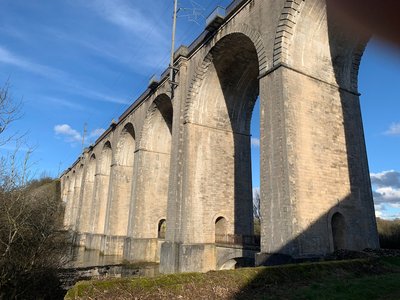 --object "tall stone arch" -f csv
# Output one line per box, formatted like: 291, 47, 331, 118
62, 175, 70, 227
104, 123, 136, 255
70, 164, 84, 231
91, 141, 112, 237
162, 31, 261, 273
78, 153, 96, 246
125, 94, 173, 262
64, 171, 75, 228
